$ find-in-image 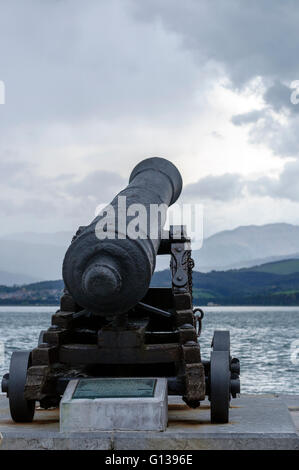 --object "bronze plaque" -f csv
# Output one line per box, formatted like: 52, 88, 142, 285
73, 378, 157, 399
